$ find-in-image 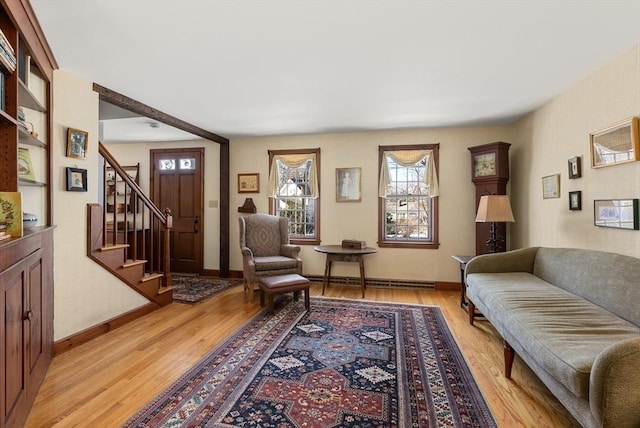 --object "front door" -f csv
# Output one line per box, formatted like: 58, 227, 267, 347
151, 148, 204, 273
